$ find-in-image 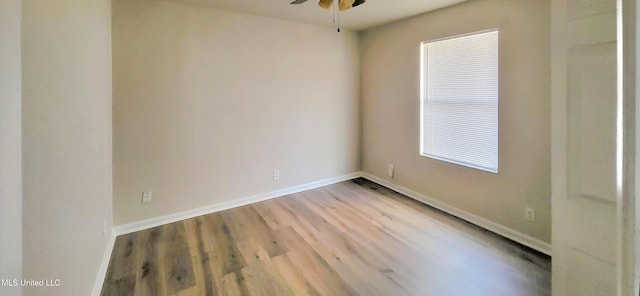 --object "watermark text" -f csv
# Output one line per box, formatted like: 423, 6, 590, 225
1, 279, 61, 287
